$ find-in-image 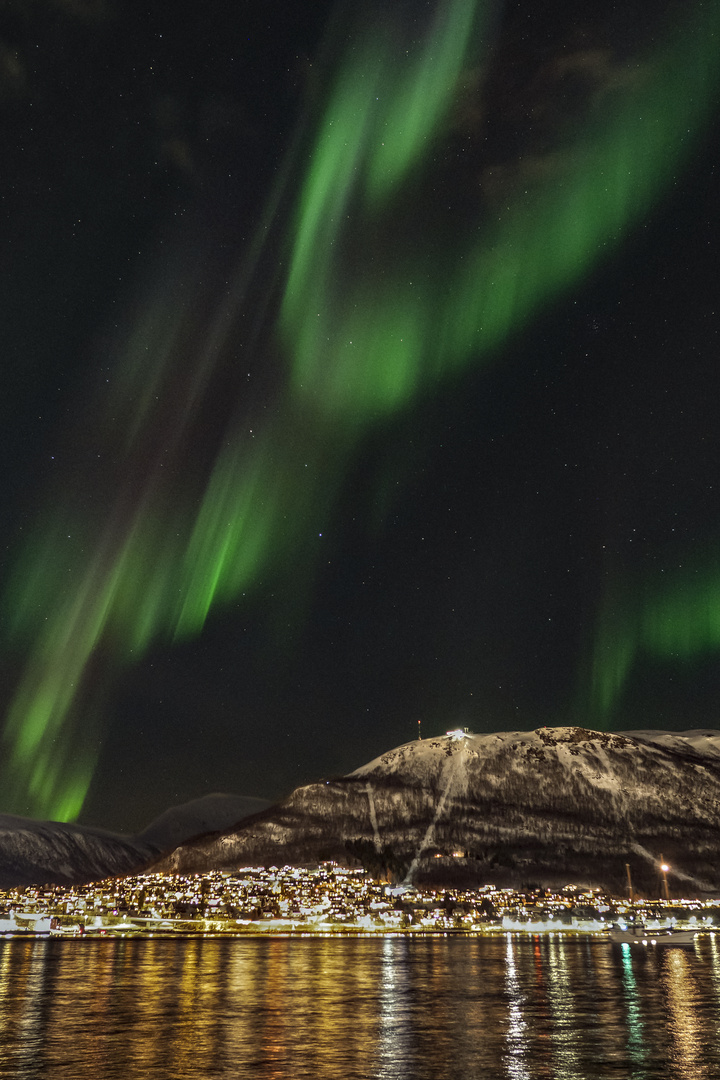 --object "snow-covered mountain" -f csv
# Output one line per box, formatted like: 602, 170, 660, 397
153, 727, 720, 894
0, 816, 155, 889
0, 793, 270, 888
138, 793, 271, 851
